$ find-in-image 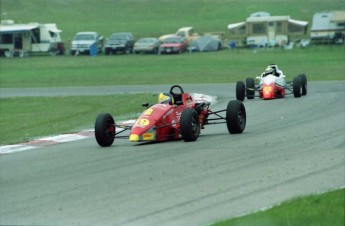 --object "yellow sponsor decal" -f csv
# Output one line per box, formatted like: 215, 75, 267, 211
144, 108, 153, 116
143, 133, 154, 140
